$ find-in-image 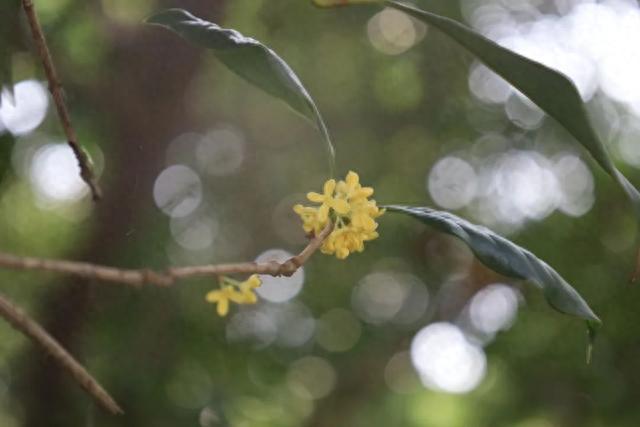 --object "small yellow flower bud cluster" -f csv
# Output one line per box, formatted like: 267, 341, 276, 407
205, 274, 261, 316
294, 171, 384, 259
